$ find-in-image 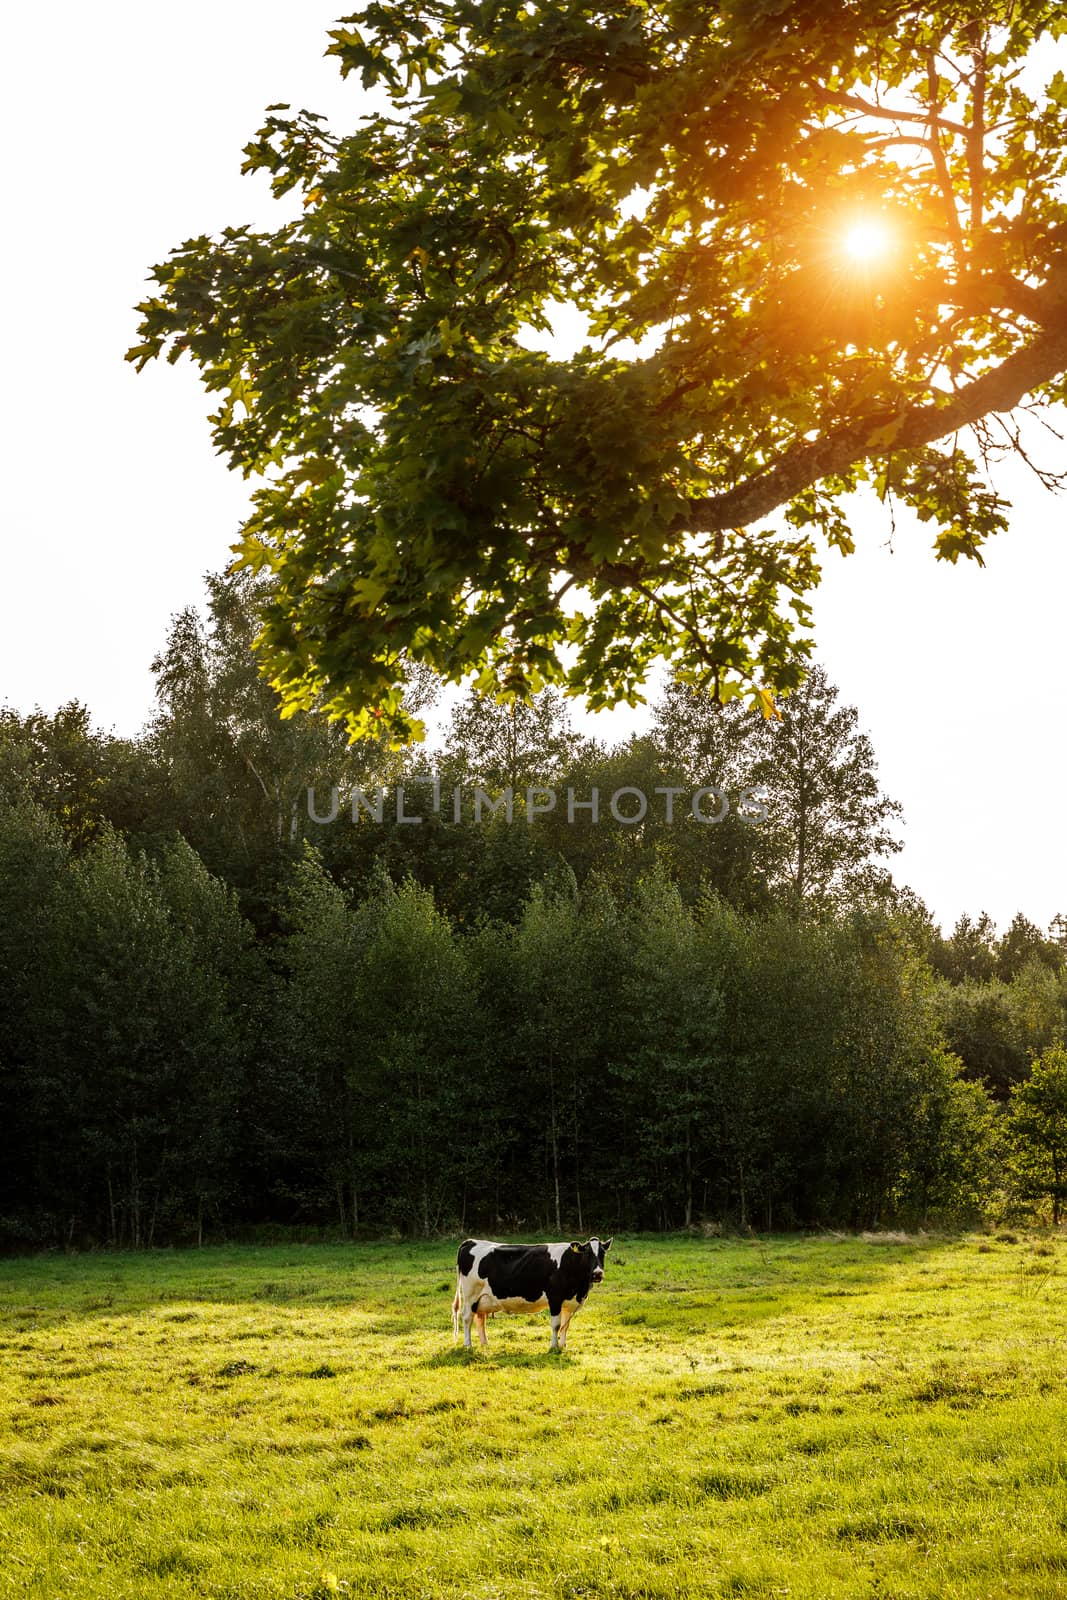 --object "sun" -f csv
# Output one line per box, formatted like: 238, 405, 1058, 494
842, 218, 893, 264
